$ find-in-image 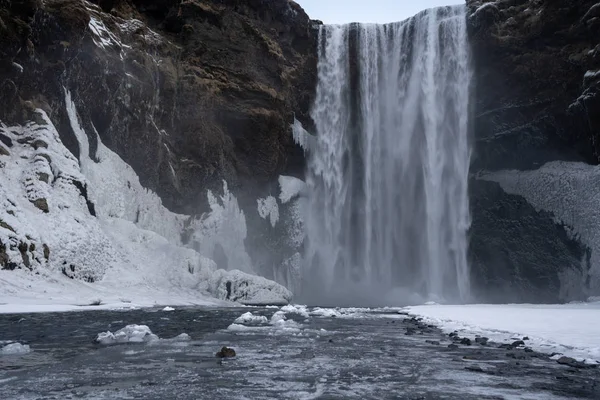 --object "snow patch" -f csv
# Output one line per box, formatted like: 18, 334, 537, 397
257, 195, 279, 227
278, 175, 305, 204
